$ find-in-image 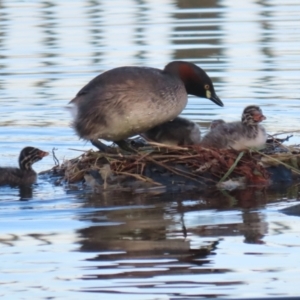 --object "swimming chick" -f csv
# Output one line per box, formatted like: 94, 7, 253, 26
0, 147, 49, 186
201, 105, 267, 150
69, 61, 223, 152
